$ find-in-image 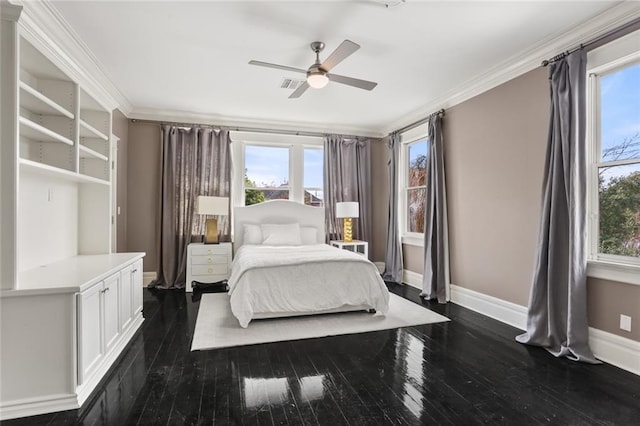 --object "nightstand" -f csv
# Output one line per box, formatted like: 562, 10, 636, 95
186, 242, 232, 292
330, 240, 368, 258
